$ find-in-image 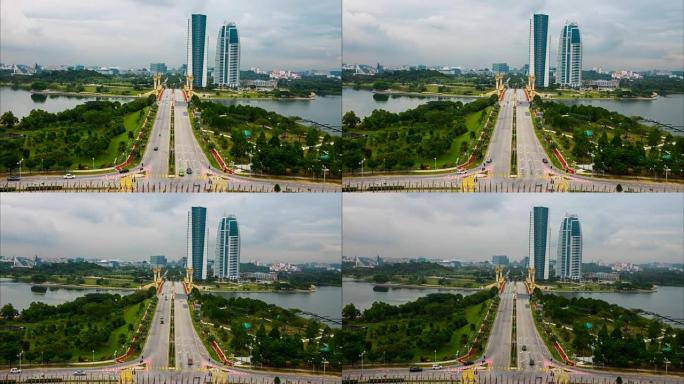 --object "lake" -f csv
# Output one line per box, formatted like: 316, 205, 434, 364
343, 87, 476, 119
0, 278, 133, 311
0, 87, 341, 135
208, 286, 341, 326
343, 278, 478, 310
210, 95, 342, 134
558, 94, 684, 136
344, 278, 684, 325
0, 87, 132, 118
